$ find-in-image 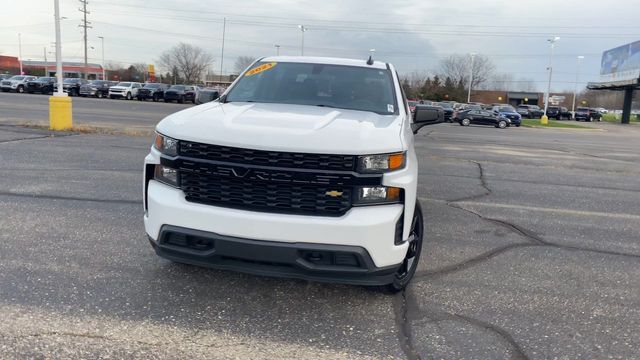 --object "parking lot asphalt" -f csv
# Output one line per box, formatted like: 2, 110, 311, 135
1, 114, 639, 358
